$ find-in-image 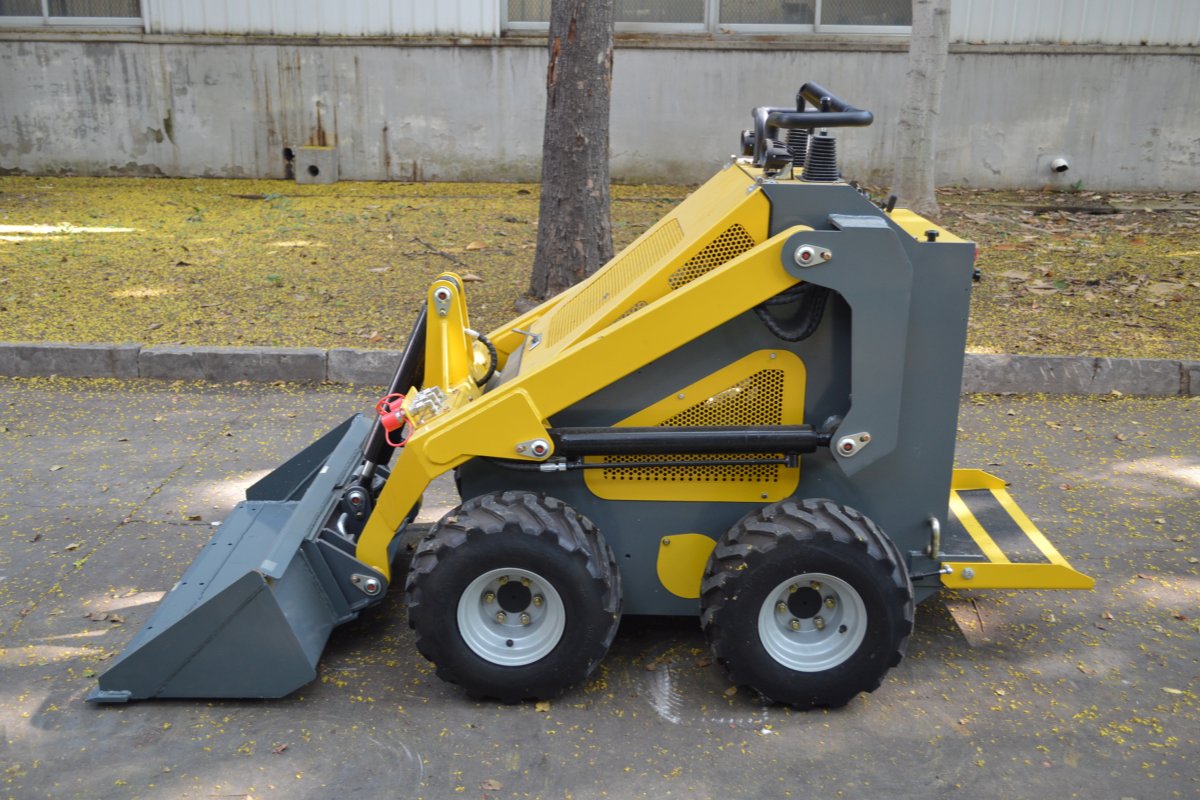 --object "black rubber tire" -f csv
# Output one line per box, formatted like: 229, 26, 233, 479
404, 491, 621, 702
701, 498, 913, 709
